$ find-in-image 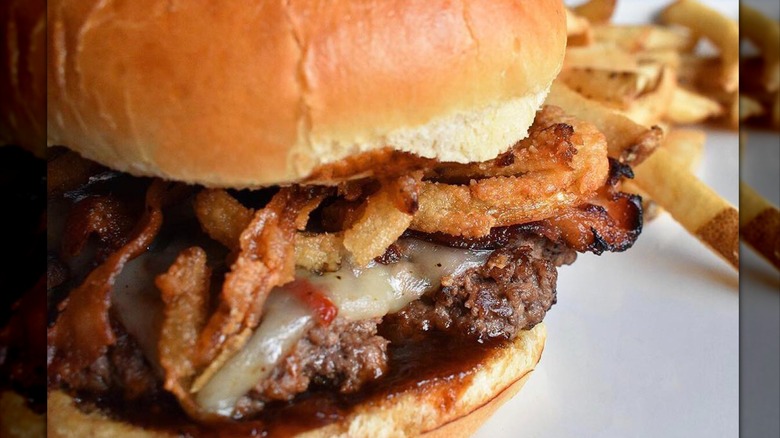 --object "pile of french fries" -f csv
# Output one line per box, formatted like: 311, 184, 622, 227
738, 4, 780, 271
740, 4, 780, 129
565, 0, 739, 128
556, 0, 757, 270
